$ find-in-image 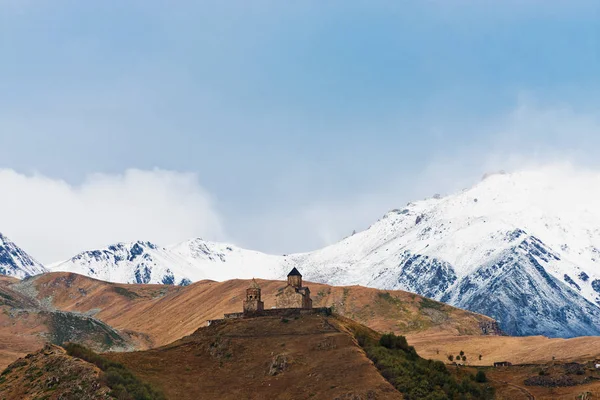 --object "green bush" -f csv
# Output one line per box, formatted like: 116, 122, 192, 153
354, 332, 494, 400
63, 343, 165, 400
475, 370, 488, 383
